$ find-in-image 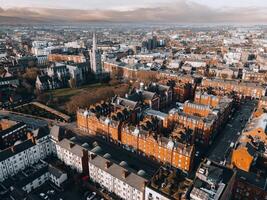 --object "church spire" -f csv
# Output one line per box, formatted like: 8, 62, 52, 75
93, 32, 97, 52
